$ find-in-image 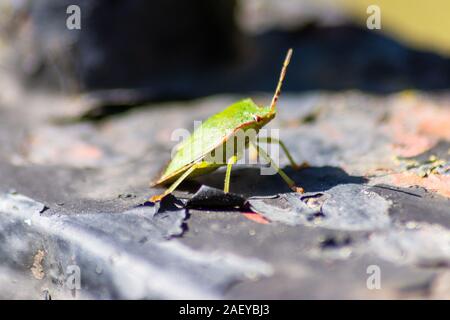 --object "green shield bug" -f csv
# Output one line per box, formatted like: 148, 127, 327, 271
150, 49, 307, 202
